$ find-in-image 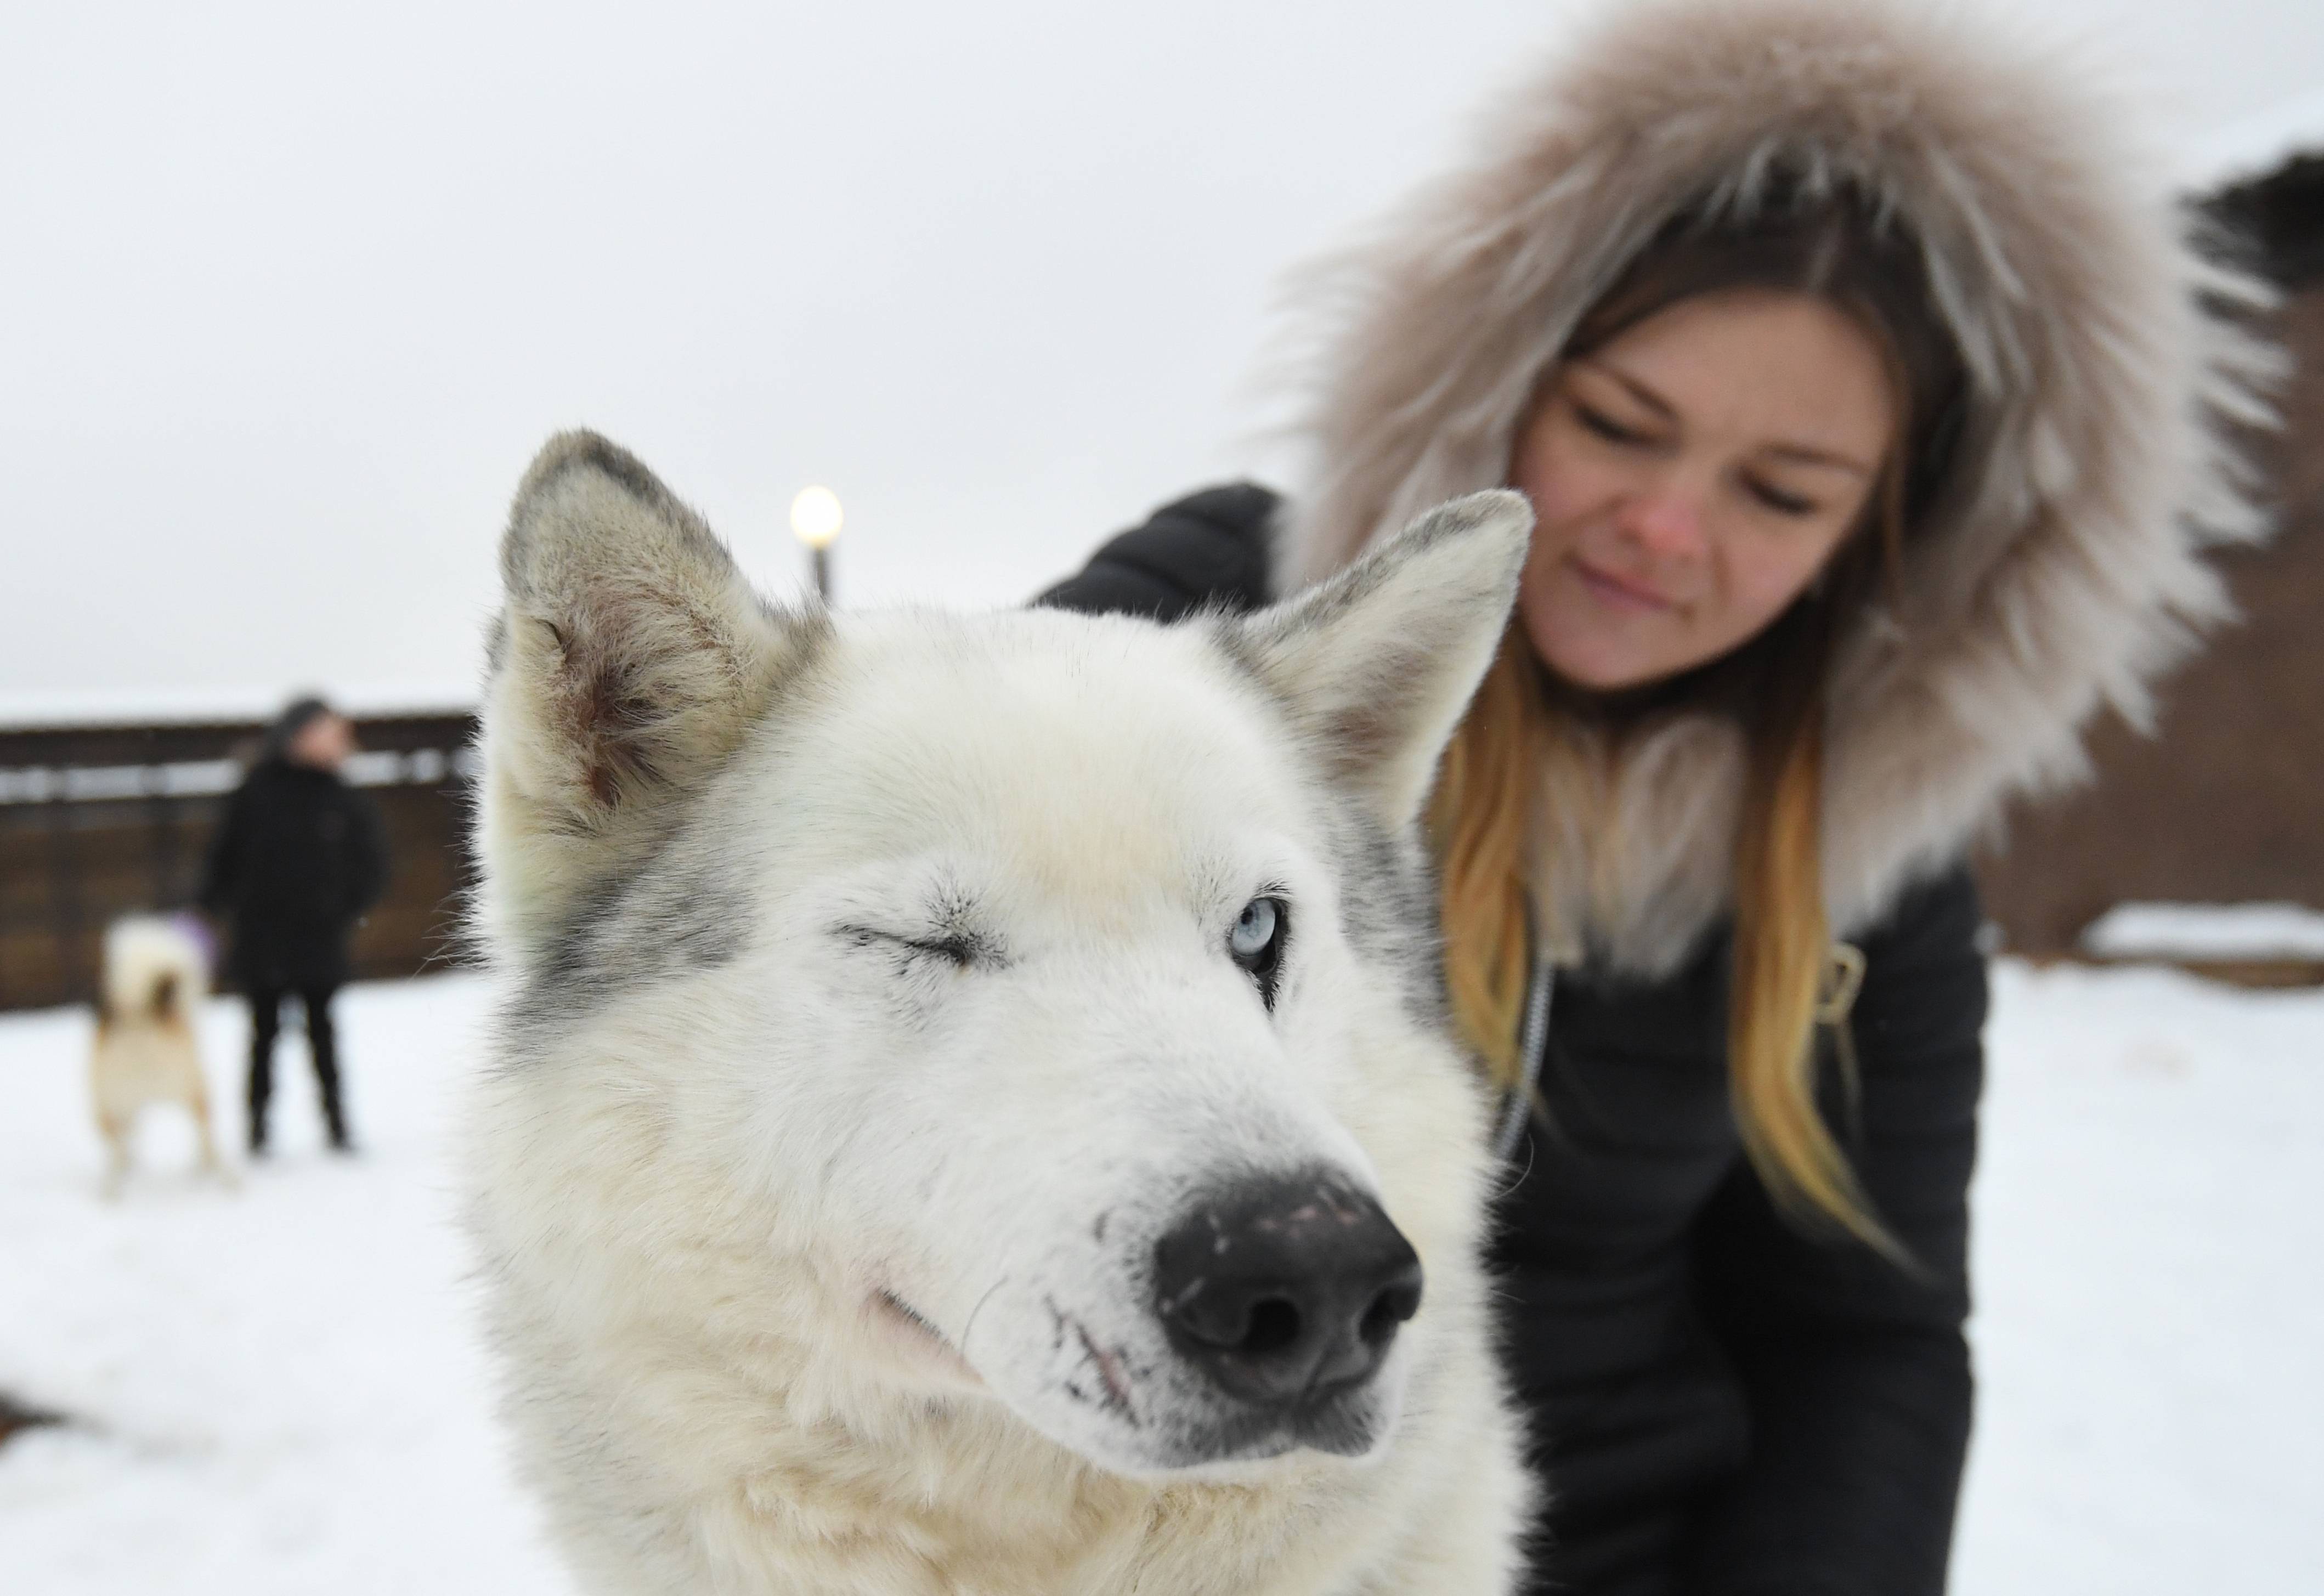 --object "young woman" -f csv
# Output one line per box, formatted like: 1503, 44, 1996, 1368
1042, 3, 2271, 1591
